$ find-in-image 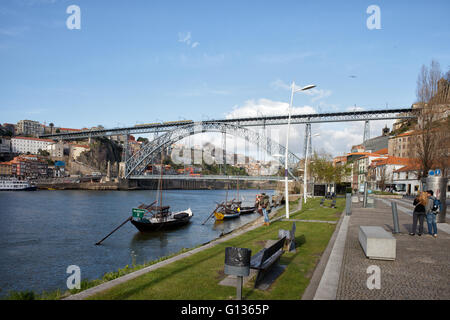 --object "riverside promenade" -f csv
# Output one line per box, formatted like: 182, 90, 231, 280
311, 197, 450, 300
